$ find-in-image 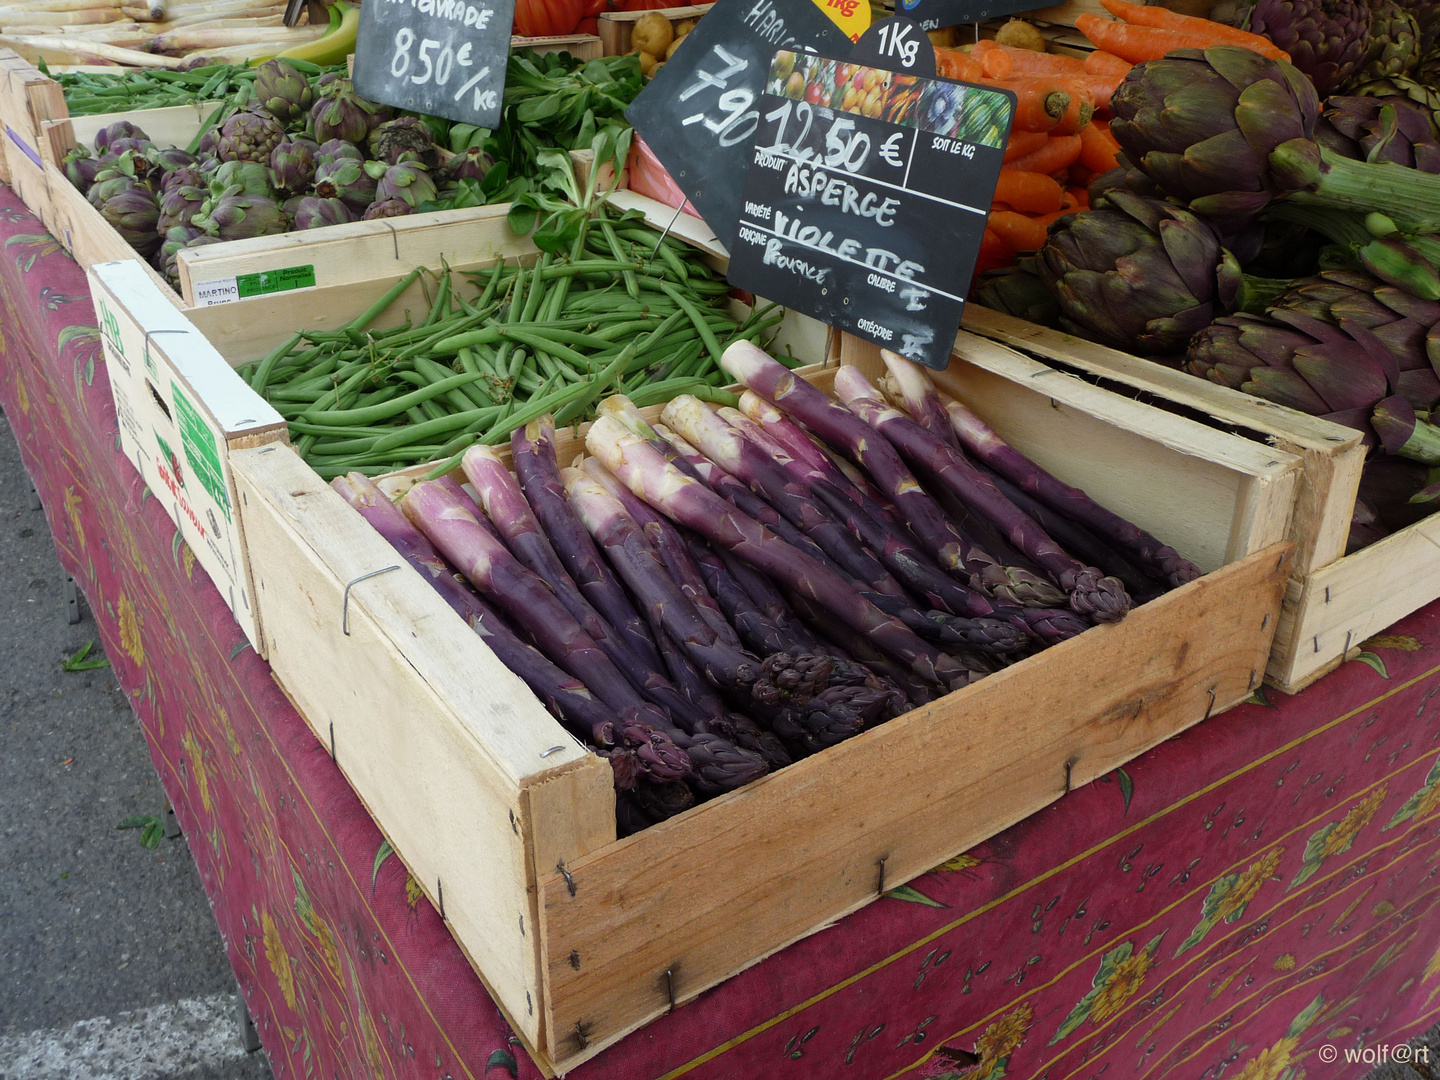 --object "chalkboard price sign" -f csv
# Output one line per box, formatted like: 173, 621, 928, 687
352, 0, 519, 130
626, 0, 843, 248
726, 44, 1014, 369
896, 0, 1048, 33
